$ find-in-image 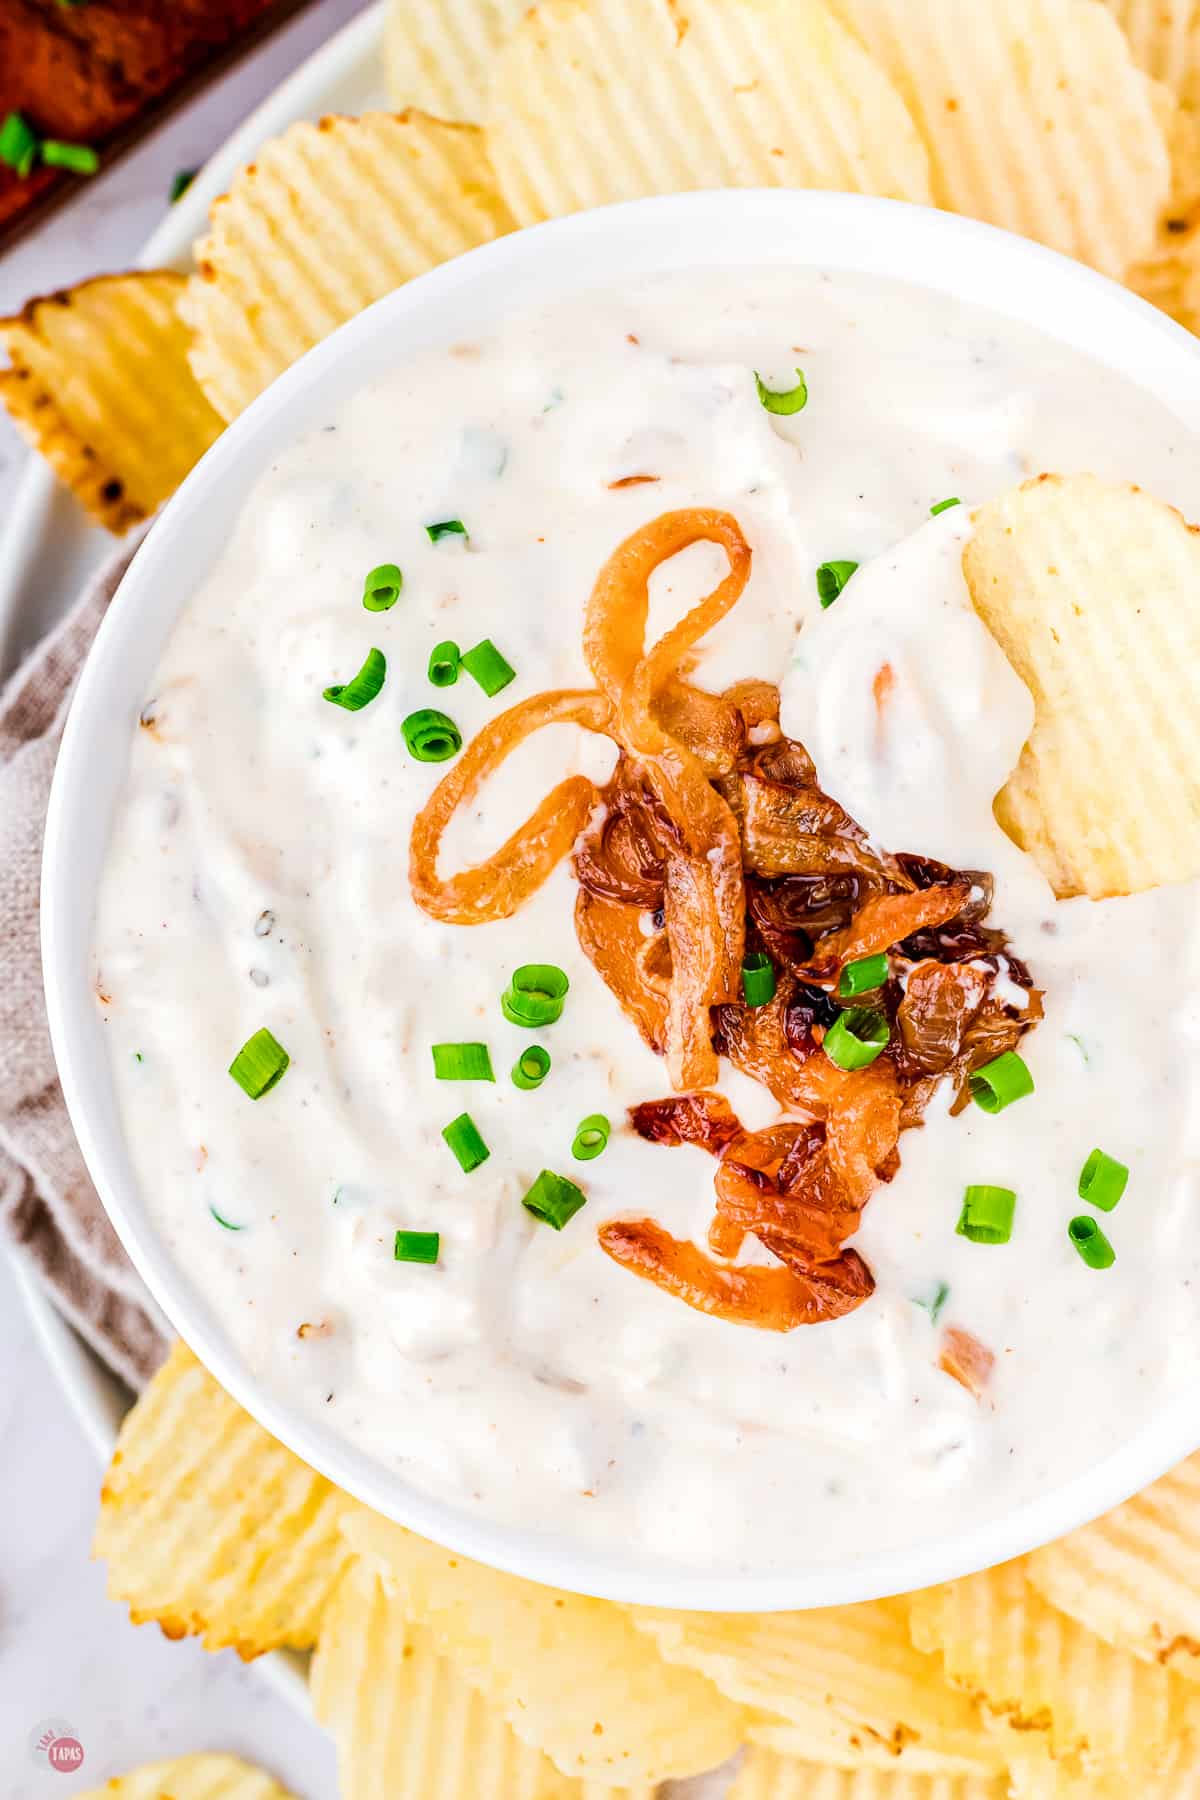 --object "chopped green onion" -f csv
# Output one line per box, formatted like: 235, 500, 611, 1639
512, 1045, 551, 1090
502, 964, 569, 1028
426, 519, 468, 543
1069, 1214, 1115, 1269
1066, 1032, 1090, 1065
816, 560, 859, 608
956, 1185, 1017, 1245
969, 1050, 1034, 1114
838, 953, 888, 998
428, 640, 460, 686
323, 646, 386, 711
431, 1042, 495, 1082
1078, 1148, 1129, 1213
442, 1112, 489, 1173
754, 368, 808, 415
931, 496, 962, 516
210, 1206, 244, 1231
394, 1229, 440, 1264
461, 638, 516, 697
362, 562, 402, 611
133, 1051, 144, 1064
913, 1280, 950, 1324
572, 1114, 610, 1161
228, 1027, 290, 1099
41, 140, 99, 174
170, 168, 196, 203
741, 951, 776, 1008
403, 708, 462, 761
0, 113, 38, 178
522, 1169, 587, 1231
823, 1006, 889, 1071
